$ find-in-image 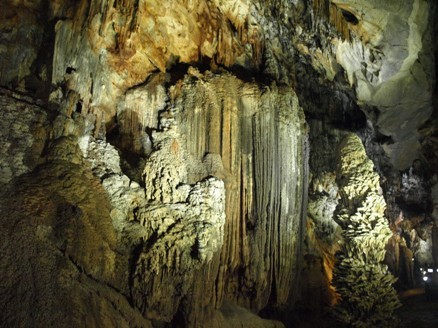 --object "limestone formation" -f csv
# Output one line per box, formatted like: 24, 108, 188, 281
0, 0, 437, 327
0, 133, 152, 328
0, 89, 48, 184
0, 65, 305, 326
332, 133, 400, 327
333, 0, 435, 169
